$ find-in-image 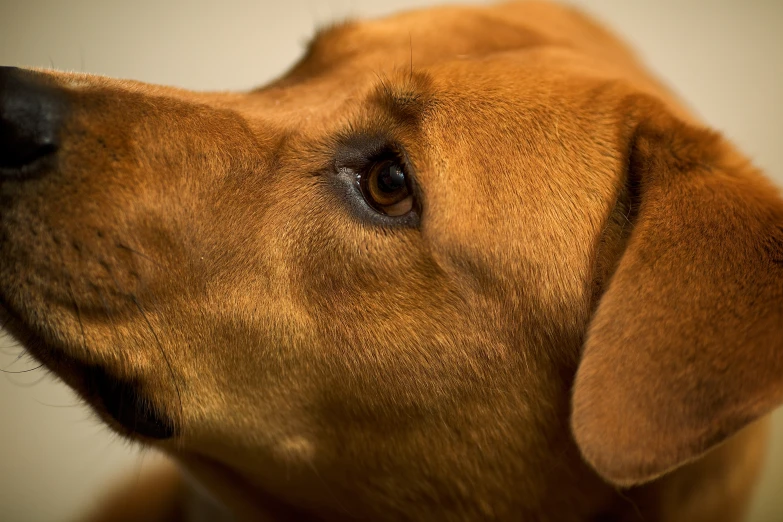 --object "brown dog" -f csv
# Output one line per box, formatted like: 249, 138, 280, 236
1, 2, 781, 521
